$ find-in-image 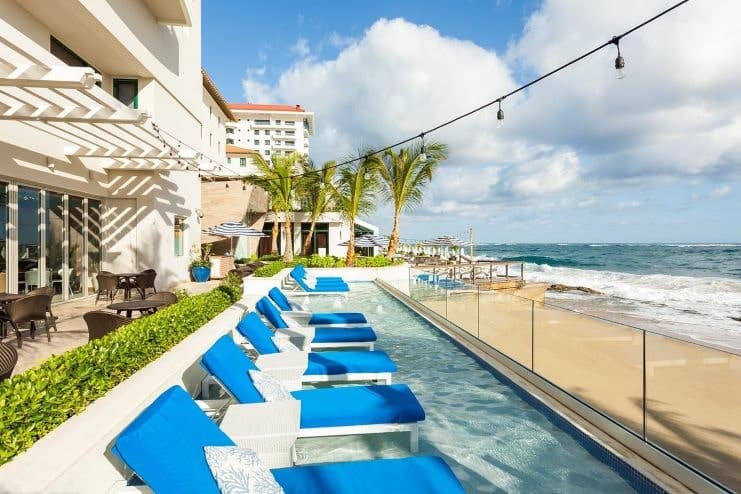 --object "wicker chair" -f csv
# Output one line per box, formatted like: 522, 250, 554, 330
0, 342, 18, 381
83, 310, 130, 341
0, 293, 52, 348
26, 286, 58, 332
145, 291, 177, 308
95, 272, 119, 304
135, 269, 157, 298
